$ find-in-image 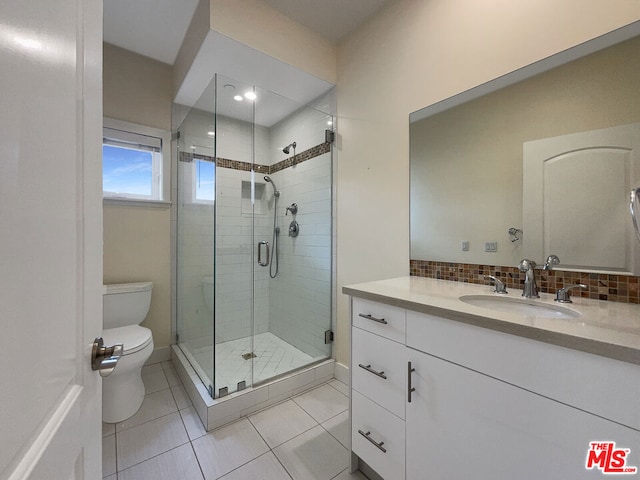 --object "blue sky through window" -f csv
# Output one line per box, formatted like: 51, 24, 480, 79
196, 159, 215, 201
103, 145, 153, 196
